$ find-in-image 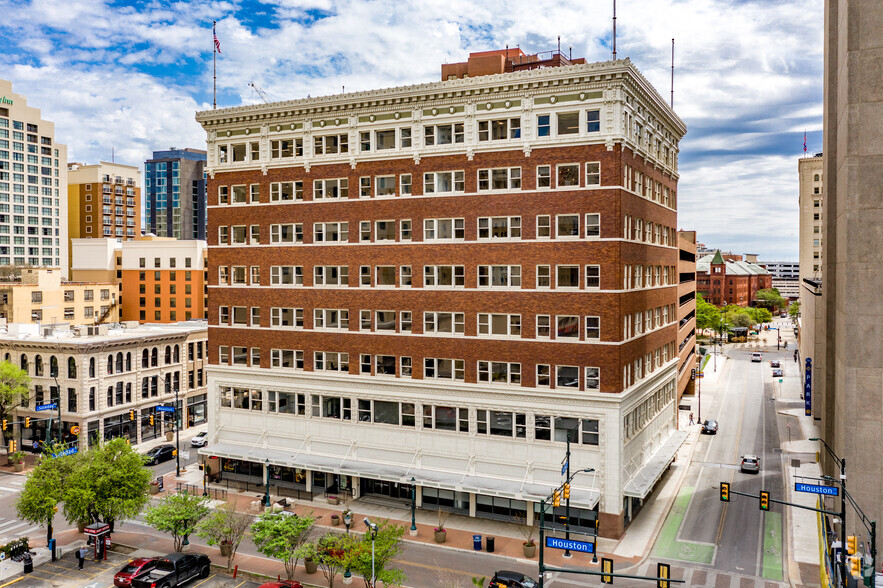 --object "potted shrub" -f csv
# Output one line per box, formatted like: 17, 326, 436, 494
326, 495, 339, 505
149, 480, 160, 495
11, 451, 24, 472
434, 509, 449, 543
330, 514, 340, 526
517, 517, 537, 558
299, 541, 318, 574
